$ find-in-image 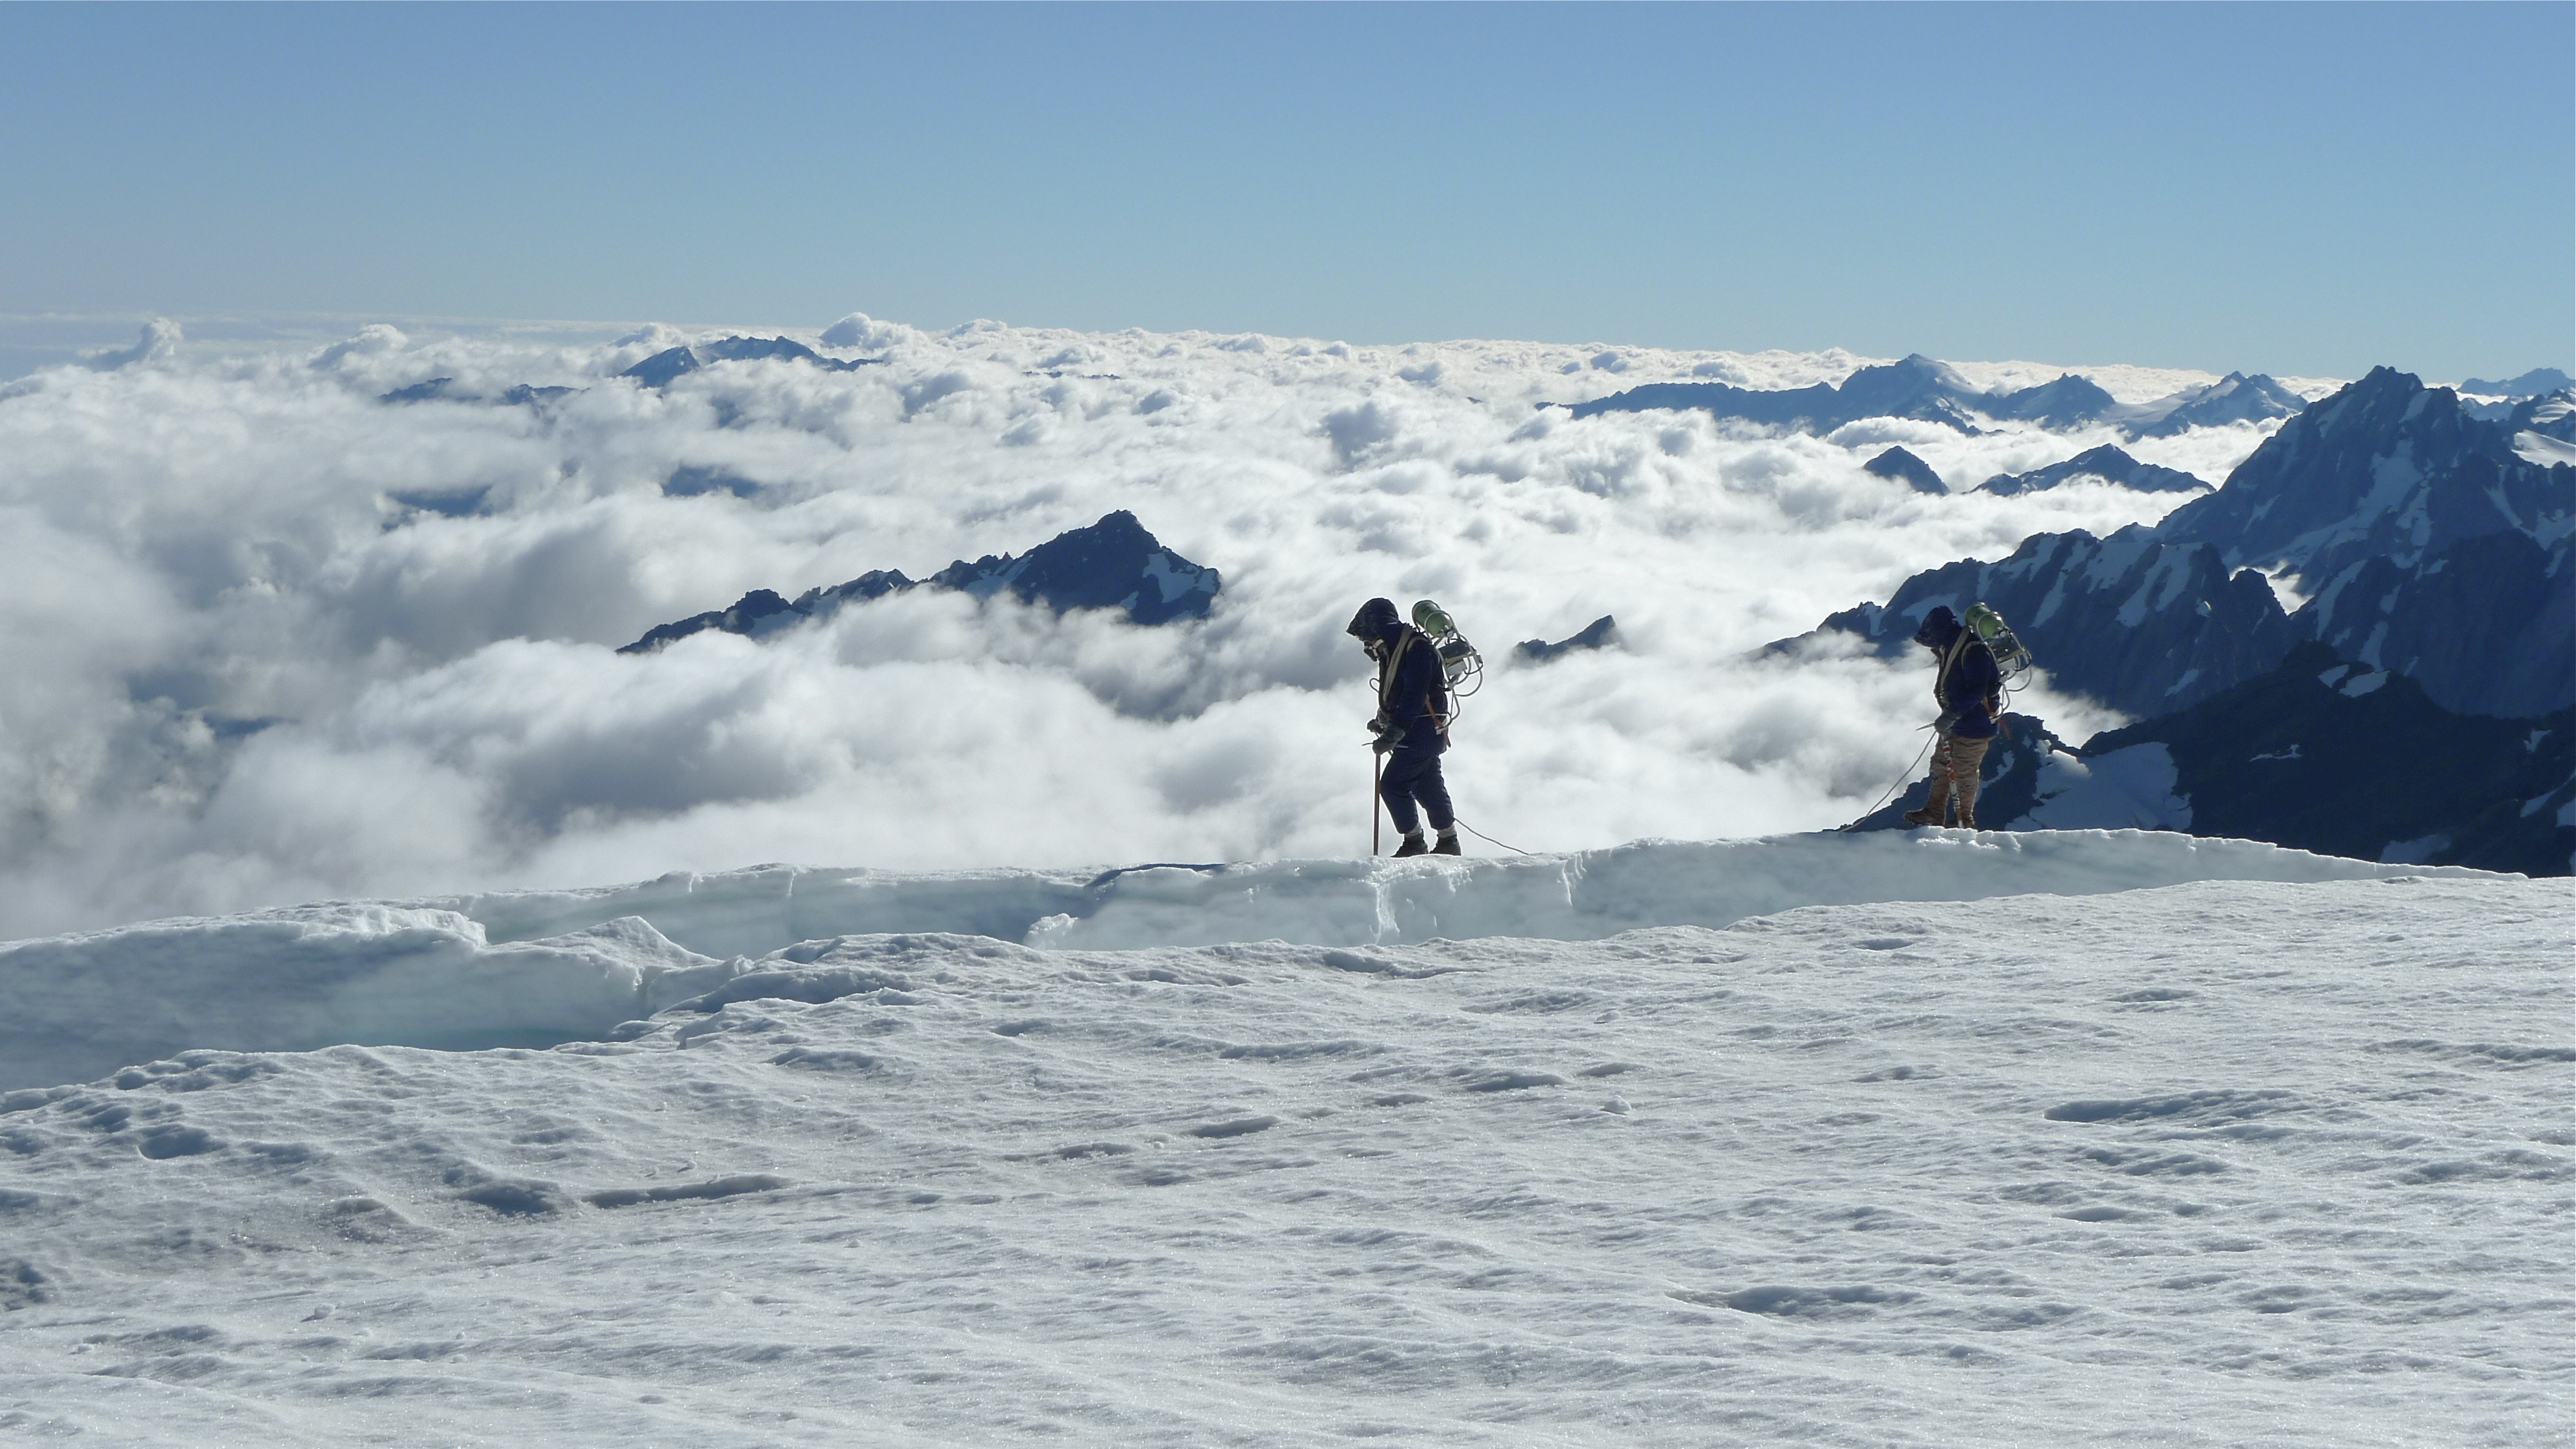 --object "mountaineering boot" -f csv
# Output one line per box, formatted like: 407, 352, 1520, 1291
1901, 805, 1944, 827
1393, 830, 1430, 858
1433, 827, 1463, 856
